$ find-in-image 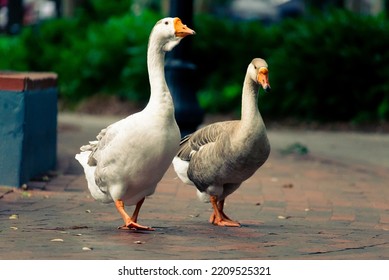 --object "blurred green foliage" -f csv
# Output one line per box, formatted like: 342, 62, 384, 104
0, 35, 28, 70
0, 0, 160, 106
265, 10, 389, 122
0, 5, 388, 122
194, 10, 389, 123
